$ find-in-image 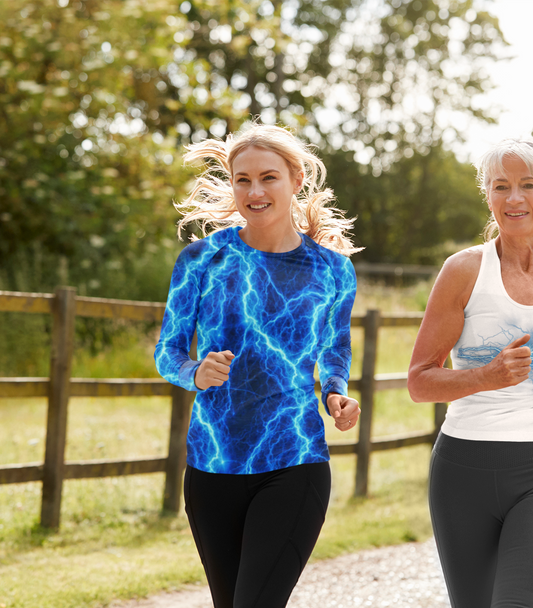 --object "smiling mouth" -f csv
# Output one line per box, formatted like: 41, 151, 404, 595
505, 211, 529, 217
248, 203, 271, 210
